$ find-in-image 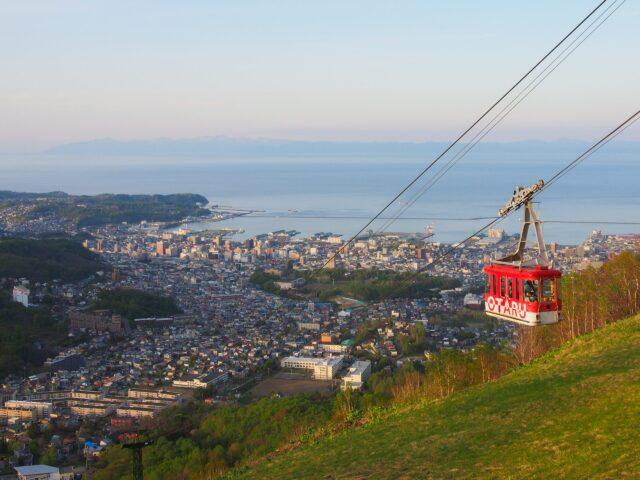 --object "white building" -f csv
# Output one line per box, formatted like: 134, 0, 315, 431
318, 343, 350, 354
172, 371, 228, 389
13, 286, 30, 307
281, 356, 343, 380
14, 465, 61, 480
341, 360, 372, 391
